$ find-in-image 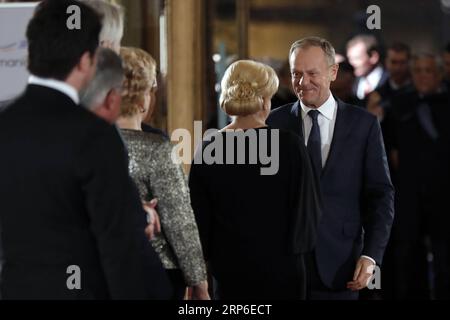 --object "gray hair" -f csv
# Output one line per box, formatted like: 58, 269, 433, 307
79, 0, 124, 49
411, 52, 444, 73
81, 48, 124, 110
289, 36, 336, 66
